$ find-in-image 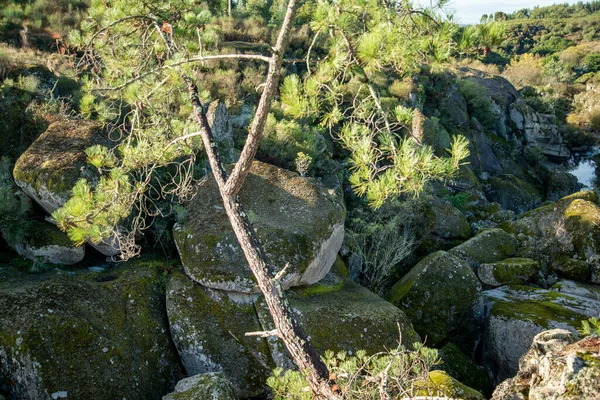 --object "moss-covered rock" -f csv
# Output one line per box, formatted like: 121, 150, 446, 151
500, 191, 600, 282
492, 330, 600, 400
255, 271, 420, 370
162, 373, 236, 400
485, 174, 543, 213
0, 259, 183, 399
482, 285, 599, 383
13, 120, 107, 214
545, 171, 581, 201
438, 343, 492, 397
423, 197, 472, 240
415, 370, 486, 400
449, 228, 518, 268
12, 120, 119, 256
173, 161, 345, 293
386, 251, 483, 351
477, 258, 538, 287
166, 270, 273, 398
1, 220, 84, 265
